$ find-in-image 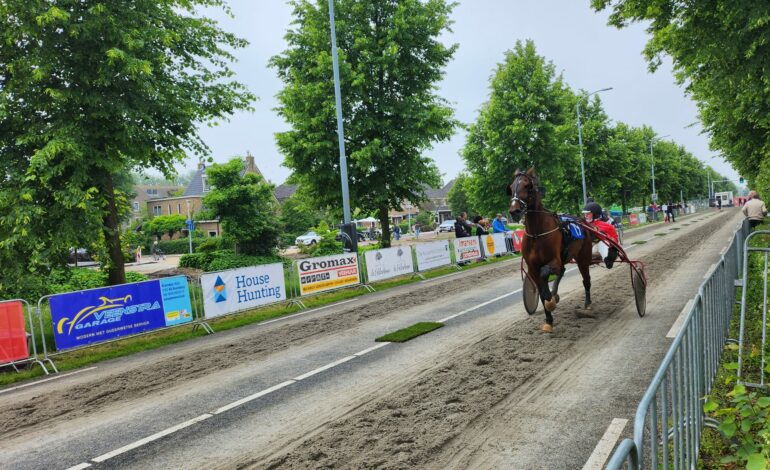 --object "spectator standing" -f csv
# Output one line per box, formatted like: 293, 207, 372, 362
742, 191, 767, 229
393, 224, 401, 241
454, 212, 472, 238
662, 203, 669, 222
472, 215, 489, 236
492, 213, 507, 233
415, 223, 421, 239
717, 198, 722, 211
666, 201, 675, 222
